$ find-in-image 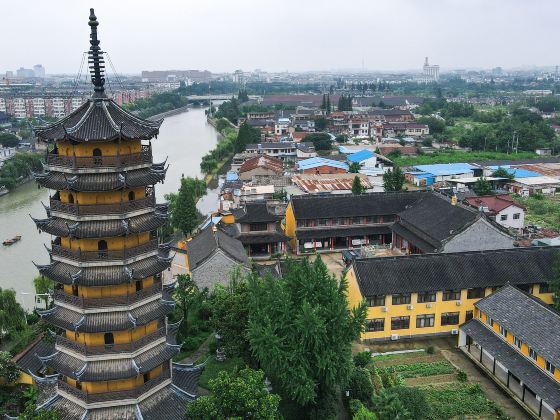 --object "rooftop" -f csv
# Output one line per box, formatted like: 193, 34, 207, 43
347, 149, 375, 163
412, 163, 476, 176
464, 194, 522, 215
292, 173, 371, 194
297, 157, 349, 171
186, 225, 248, 271
239, 155, 284, 174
